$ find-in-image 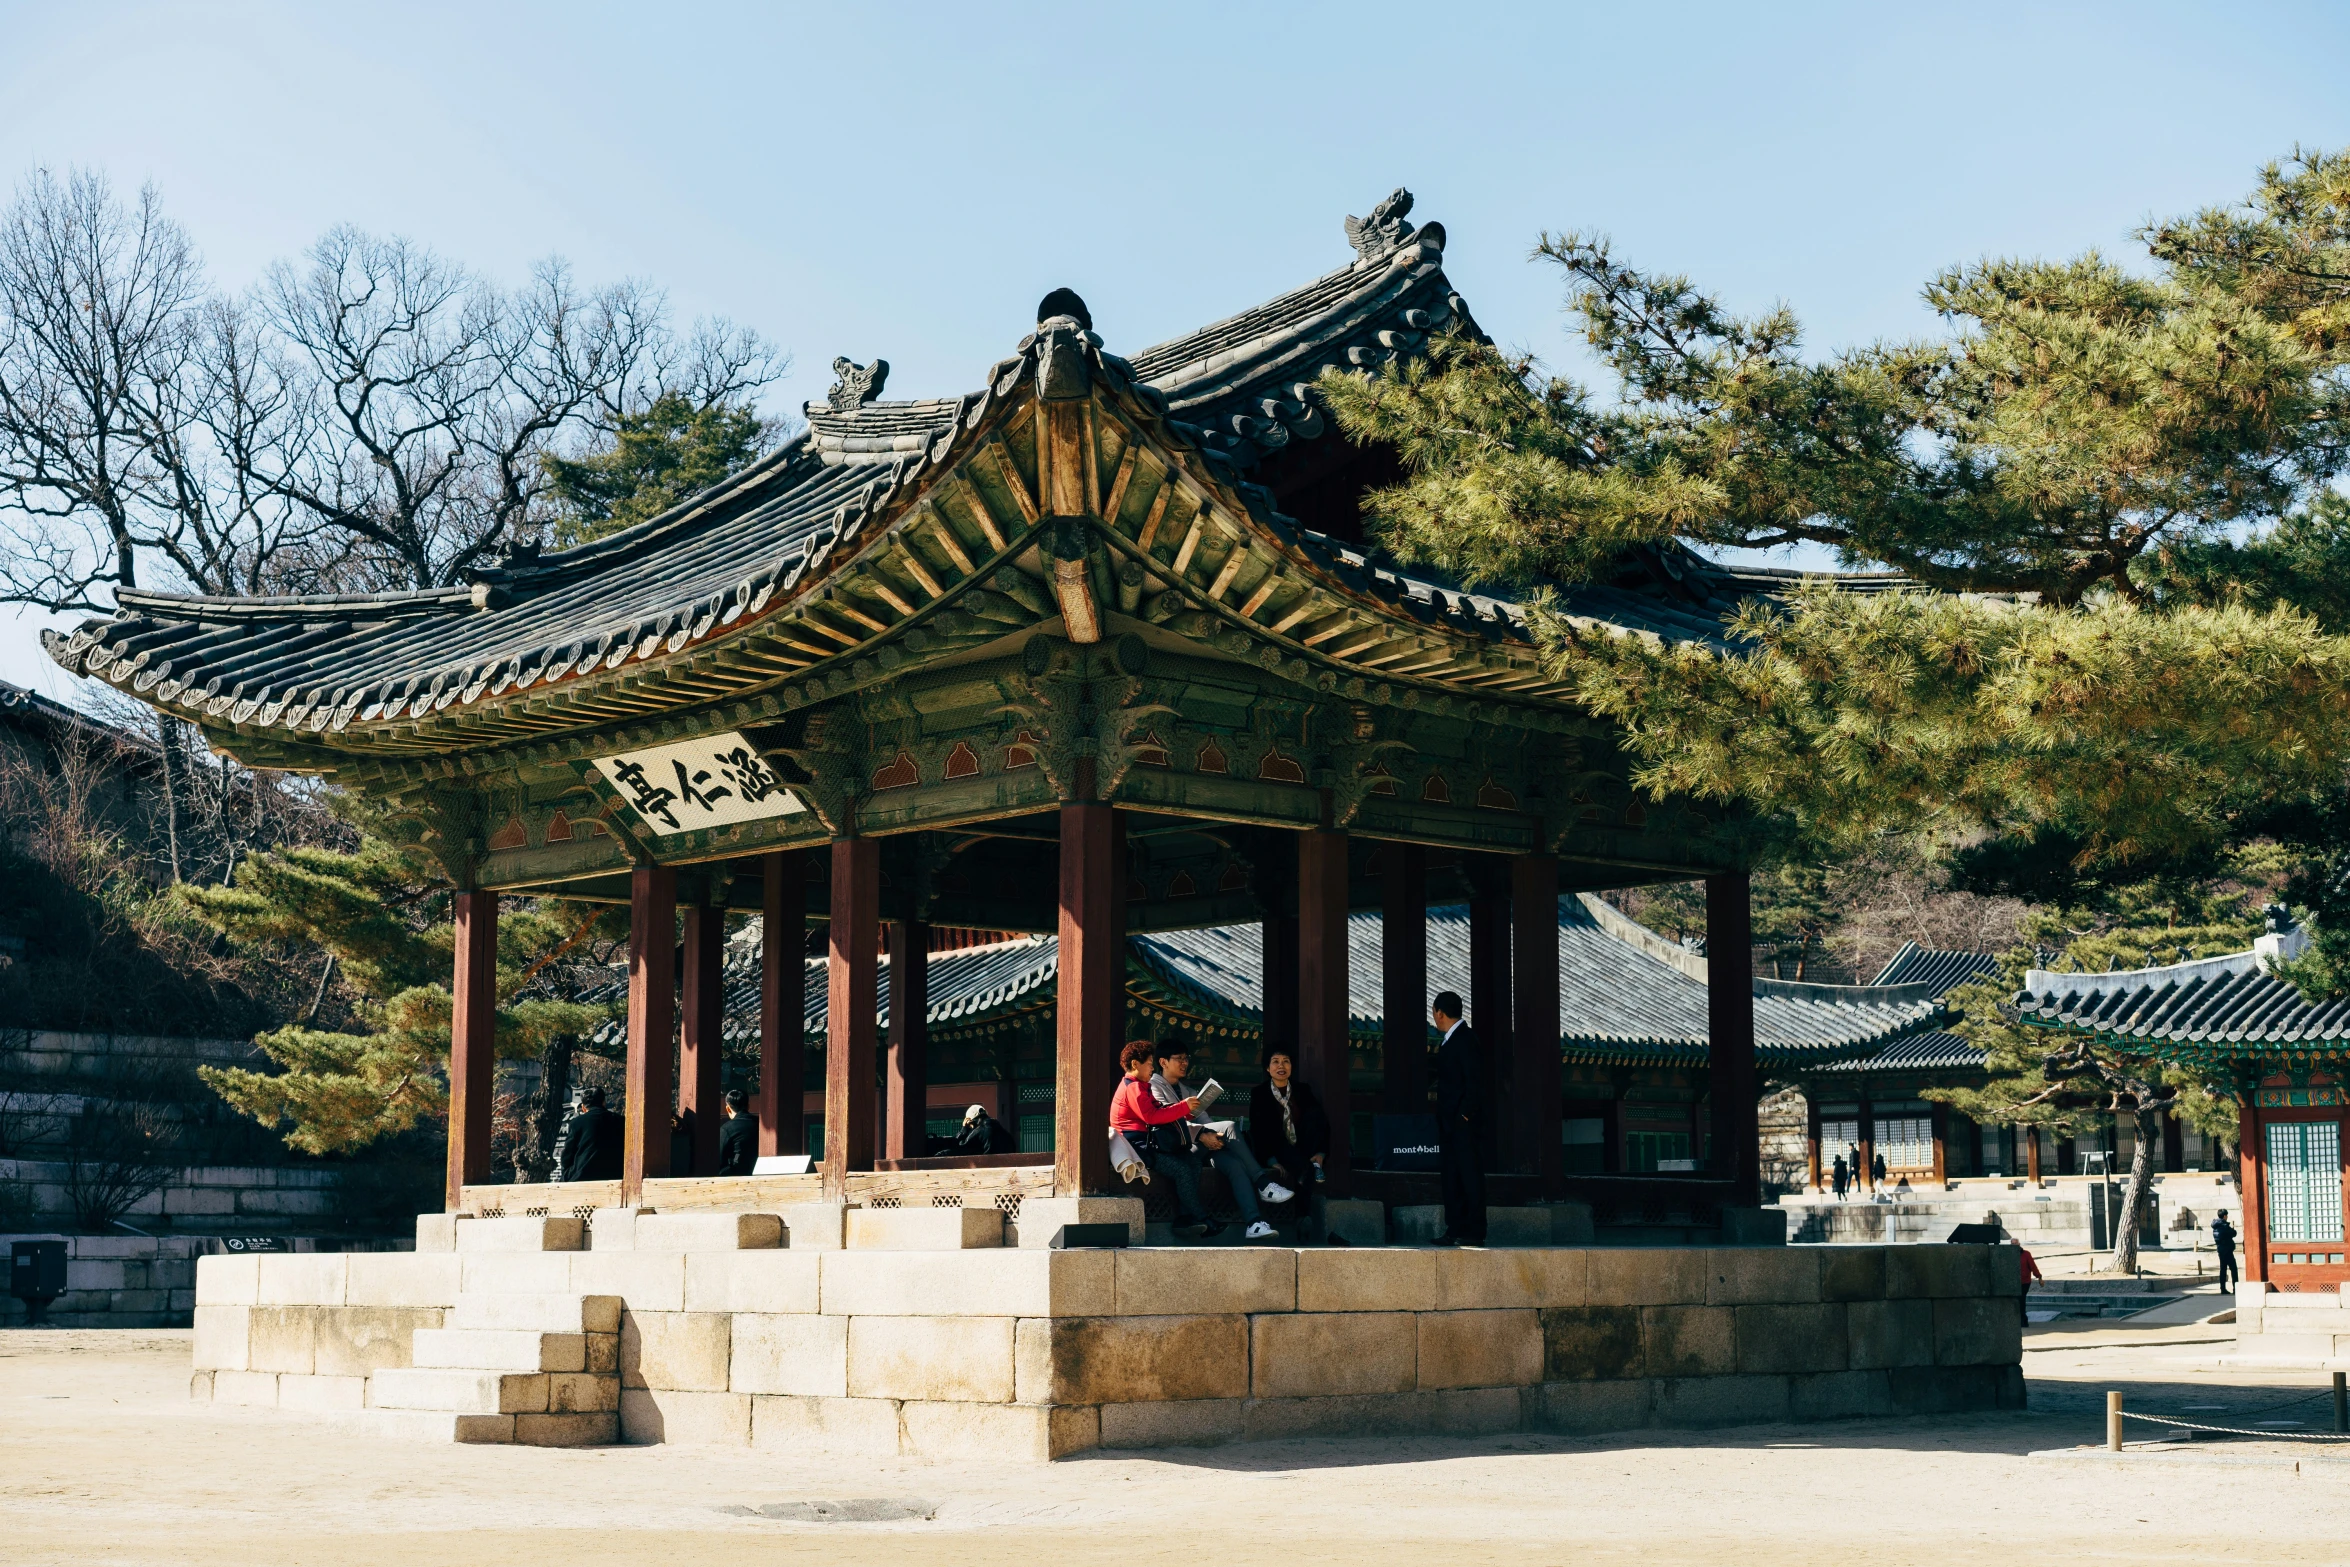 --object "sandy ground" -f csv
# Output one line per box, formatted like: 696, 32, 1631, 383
3, 1312, 2346, 1567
